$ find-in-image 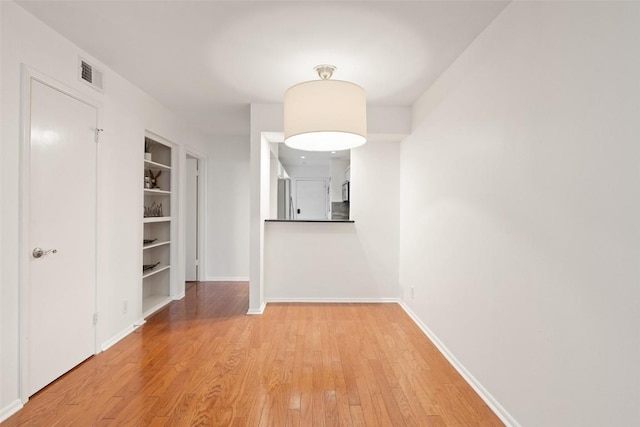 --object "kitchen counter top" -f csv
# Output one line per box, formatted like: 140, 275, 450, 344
265, 219, 354, 223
